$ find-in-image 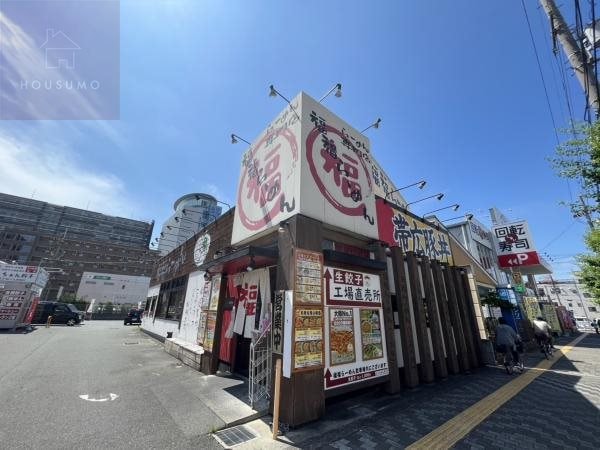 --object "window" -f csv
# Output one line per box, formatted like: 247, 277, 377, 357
570, 289, 578, 294
85, 281, 96, 285
568, 303, 573, 307
583, 292, 592, 298
577, 303, 582, 307
589, 307, 597, 312
156, 275, 188, 321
